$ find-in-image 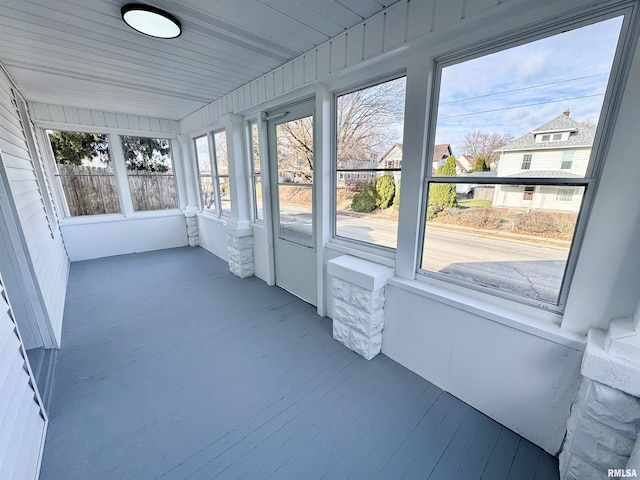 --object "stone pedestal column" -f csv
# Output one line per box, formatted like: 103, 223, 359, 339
184, 208, 199, 247
226, 227, 254, 278
559, 329, 640, 479
327, 255, 393, 360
